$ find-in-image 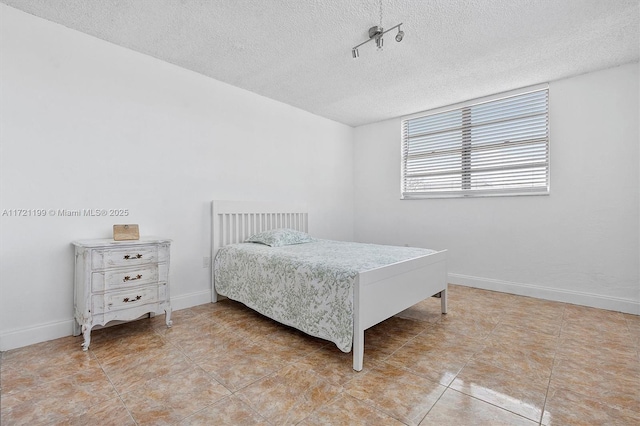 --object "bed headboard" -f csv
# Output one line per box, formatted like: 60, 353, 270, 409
211, 200, 308, 302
